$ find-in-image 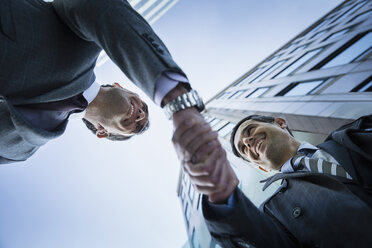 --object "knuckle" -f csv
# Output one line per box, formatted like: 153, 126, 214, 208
203, 166, 212, 175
